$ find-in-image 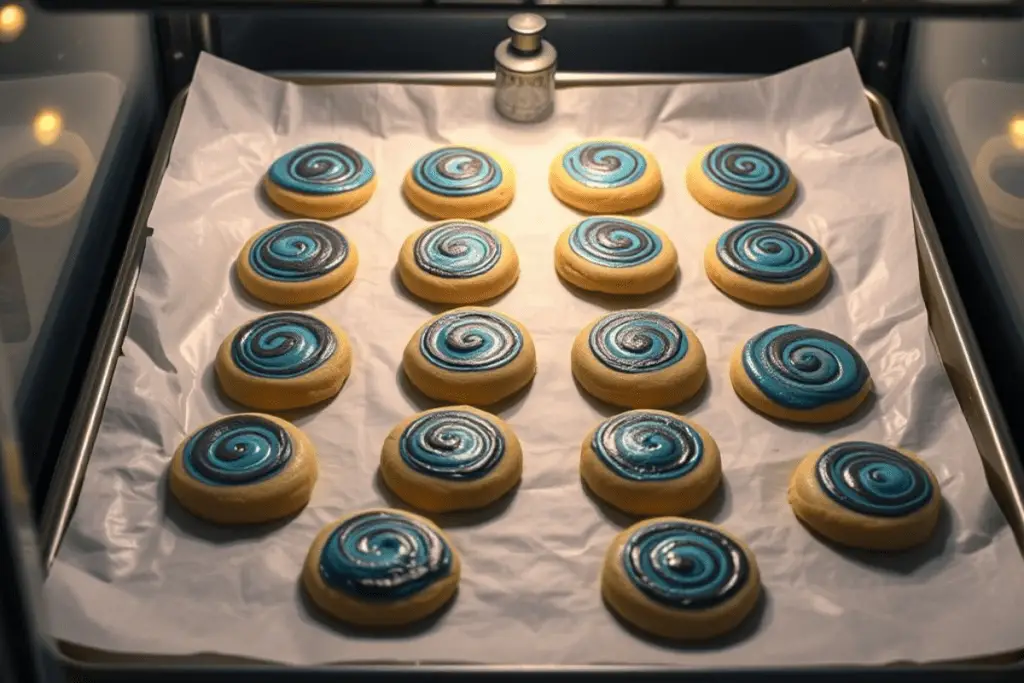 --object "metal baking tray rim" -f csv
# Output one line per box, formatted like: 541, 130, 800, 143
39, 71, 1024, 672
